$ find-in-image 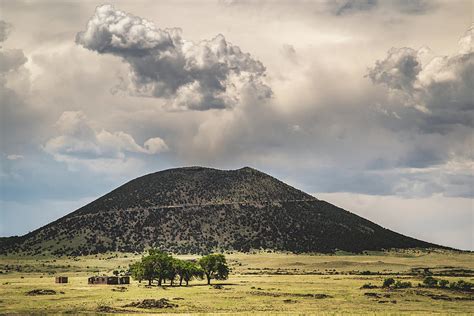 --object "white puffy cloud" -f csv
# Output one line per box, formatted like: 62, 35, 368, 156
43, 111, 168, 166
76, 4, 271, 110
458, 25, 473, 55
6, 154, 23, 160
